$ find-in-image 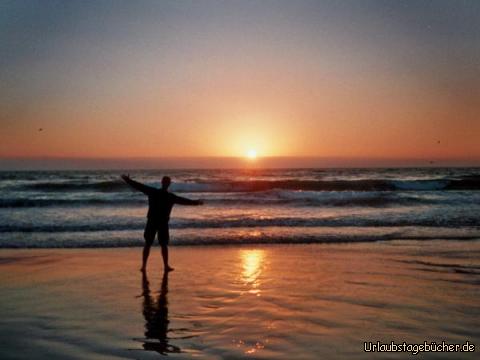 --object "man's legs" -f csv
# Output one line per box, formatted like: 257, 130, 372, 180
159, 225, 173, 272
161, 244, 173, 272
142, 243, 152, 272
142, 221, 156, 272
